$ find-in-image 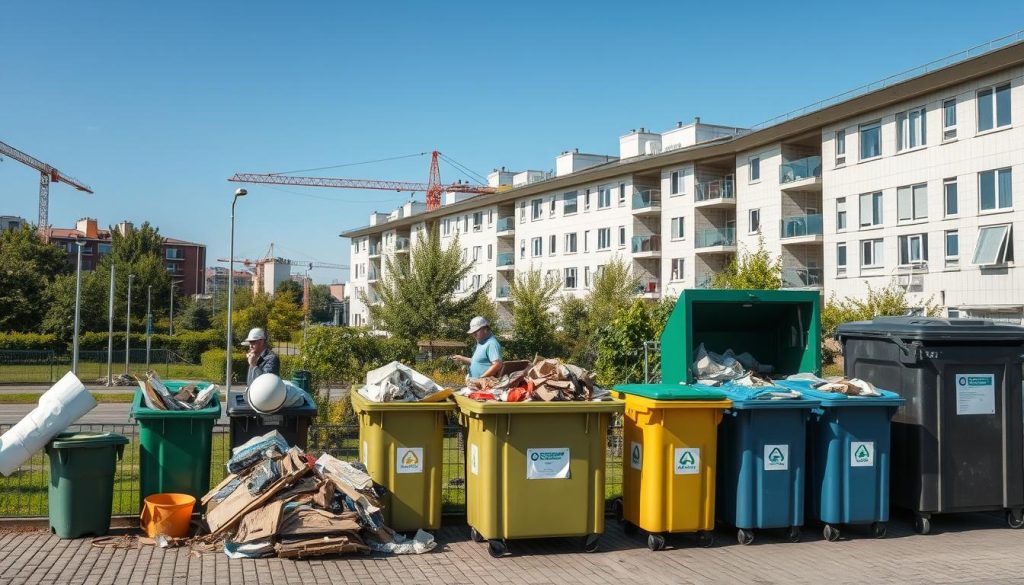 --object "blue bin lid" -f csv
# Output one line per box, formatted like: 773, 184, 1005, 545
709, 384, 820, 409
614, 384, 727, 401
773, 379, 905, 407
